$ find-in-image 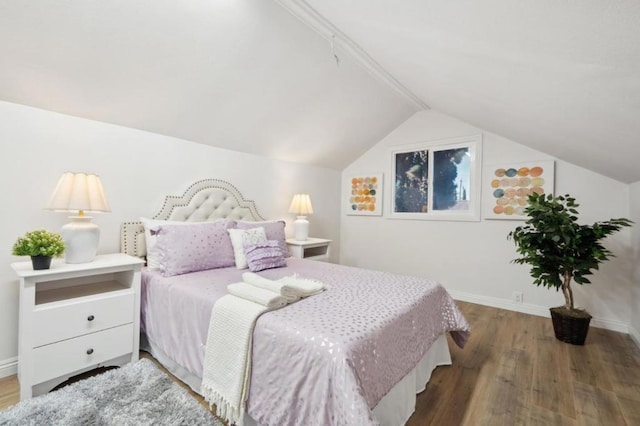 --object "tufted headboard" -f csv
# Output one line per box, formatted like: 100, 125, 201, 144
120, 179, 265, 258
